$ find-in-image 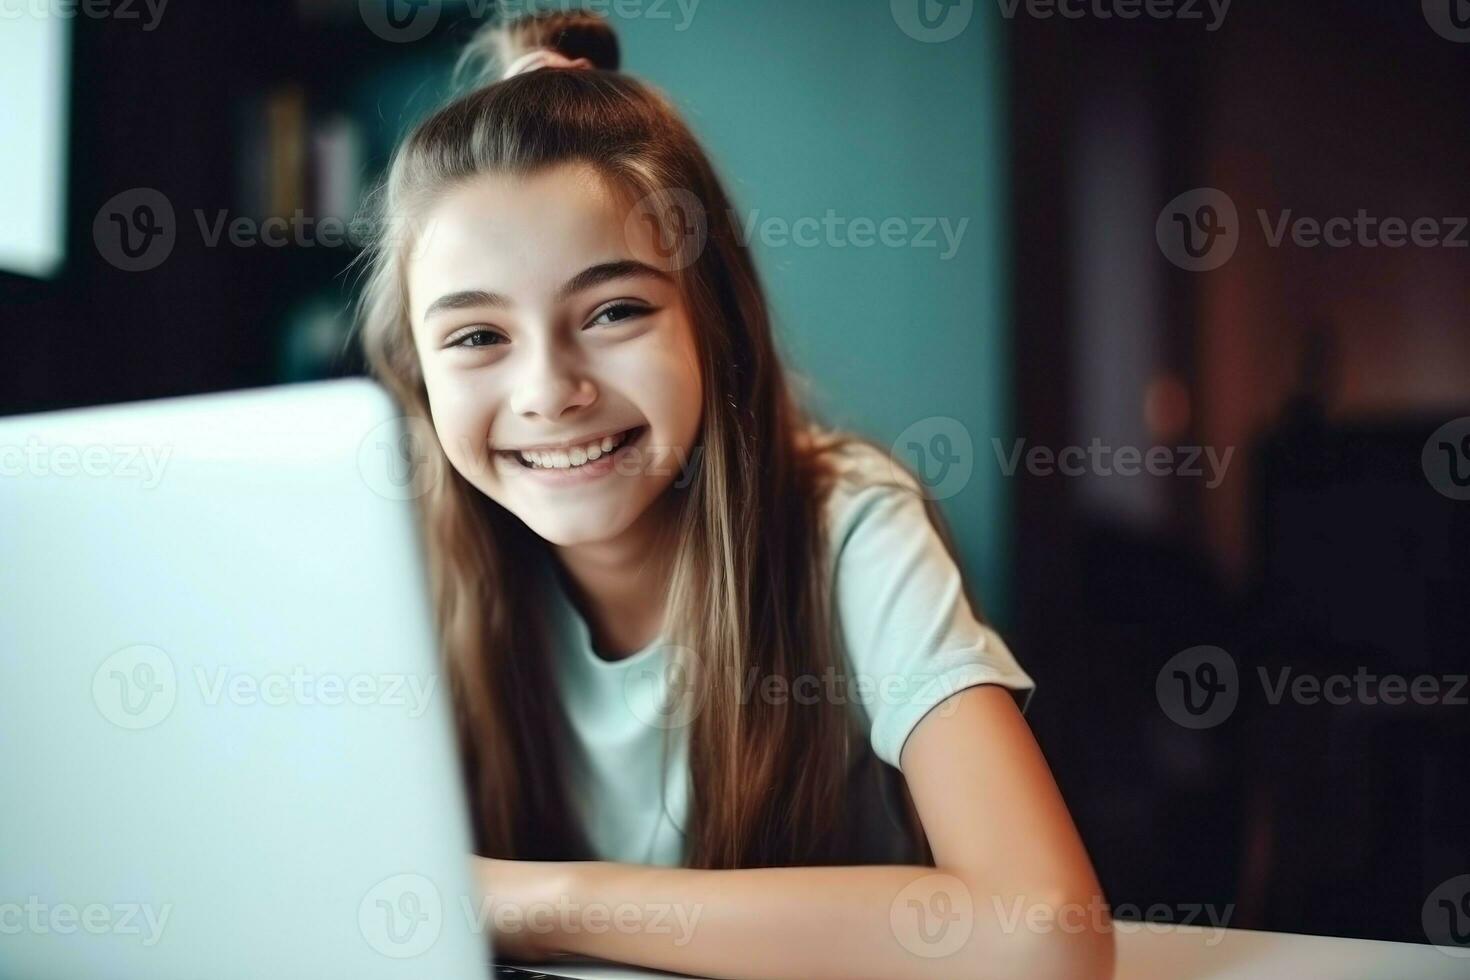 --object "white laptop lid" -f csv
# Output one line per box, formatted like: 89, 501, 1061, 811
0, 379, 489, 979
